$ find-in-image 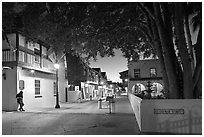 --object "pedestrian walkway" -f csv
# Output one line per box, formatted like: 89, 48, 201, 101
23, 95, 133, 114
2, 95, 141, 135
